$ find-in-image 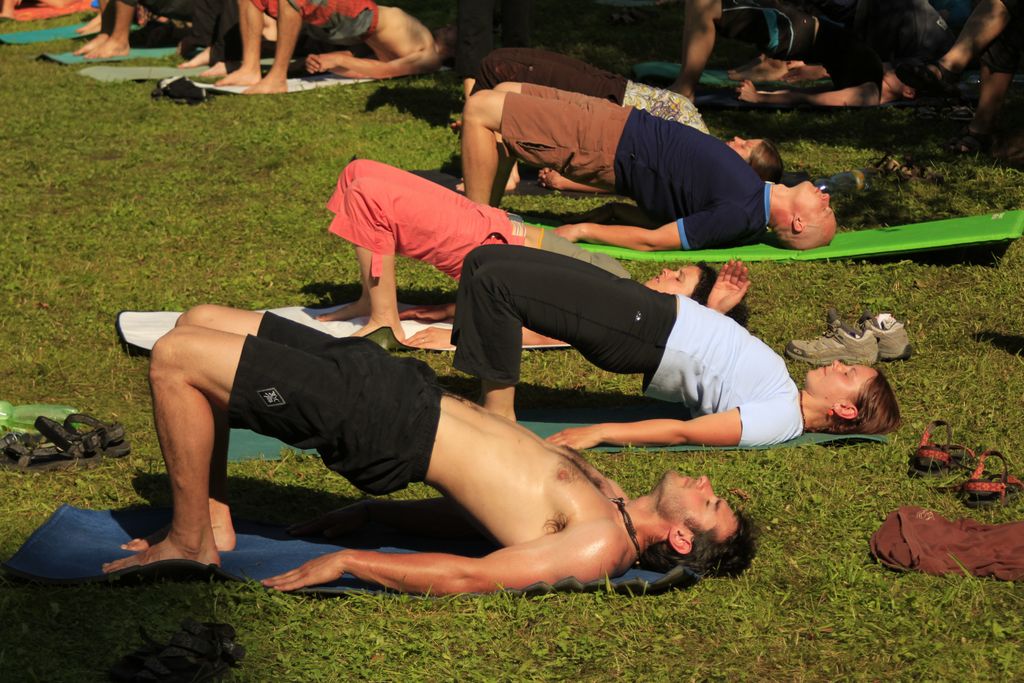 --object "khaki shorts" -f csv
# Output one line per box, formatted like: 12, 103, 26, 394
499, 84, 630, 191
